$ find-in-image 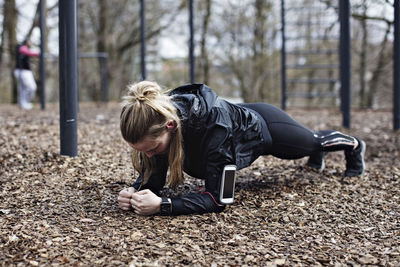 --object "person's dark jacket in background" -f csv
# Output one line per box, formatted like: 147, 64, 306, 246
15, 44, 39, 70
